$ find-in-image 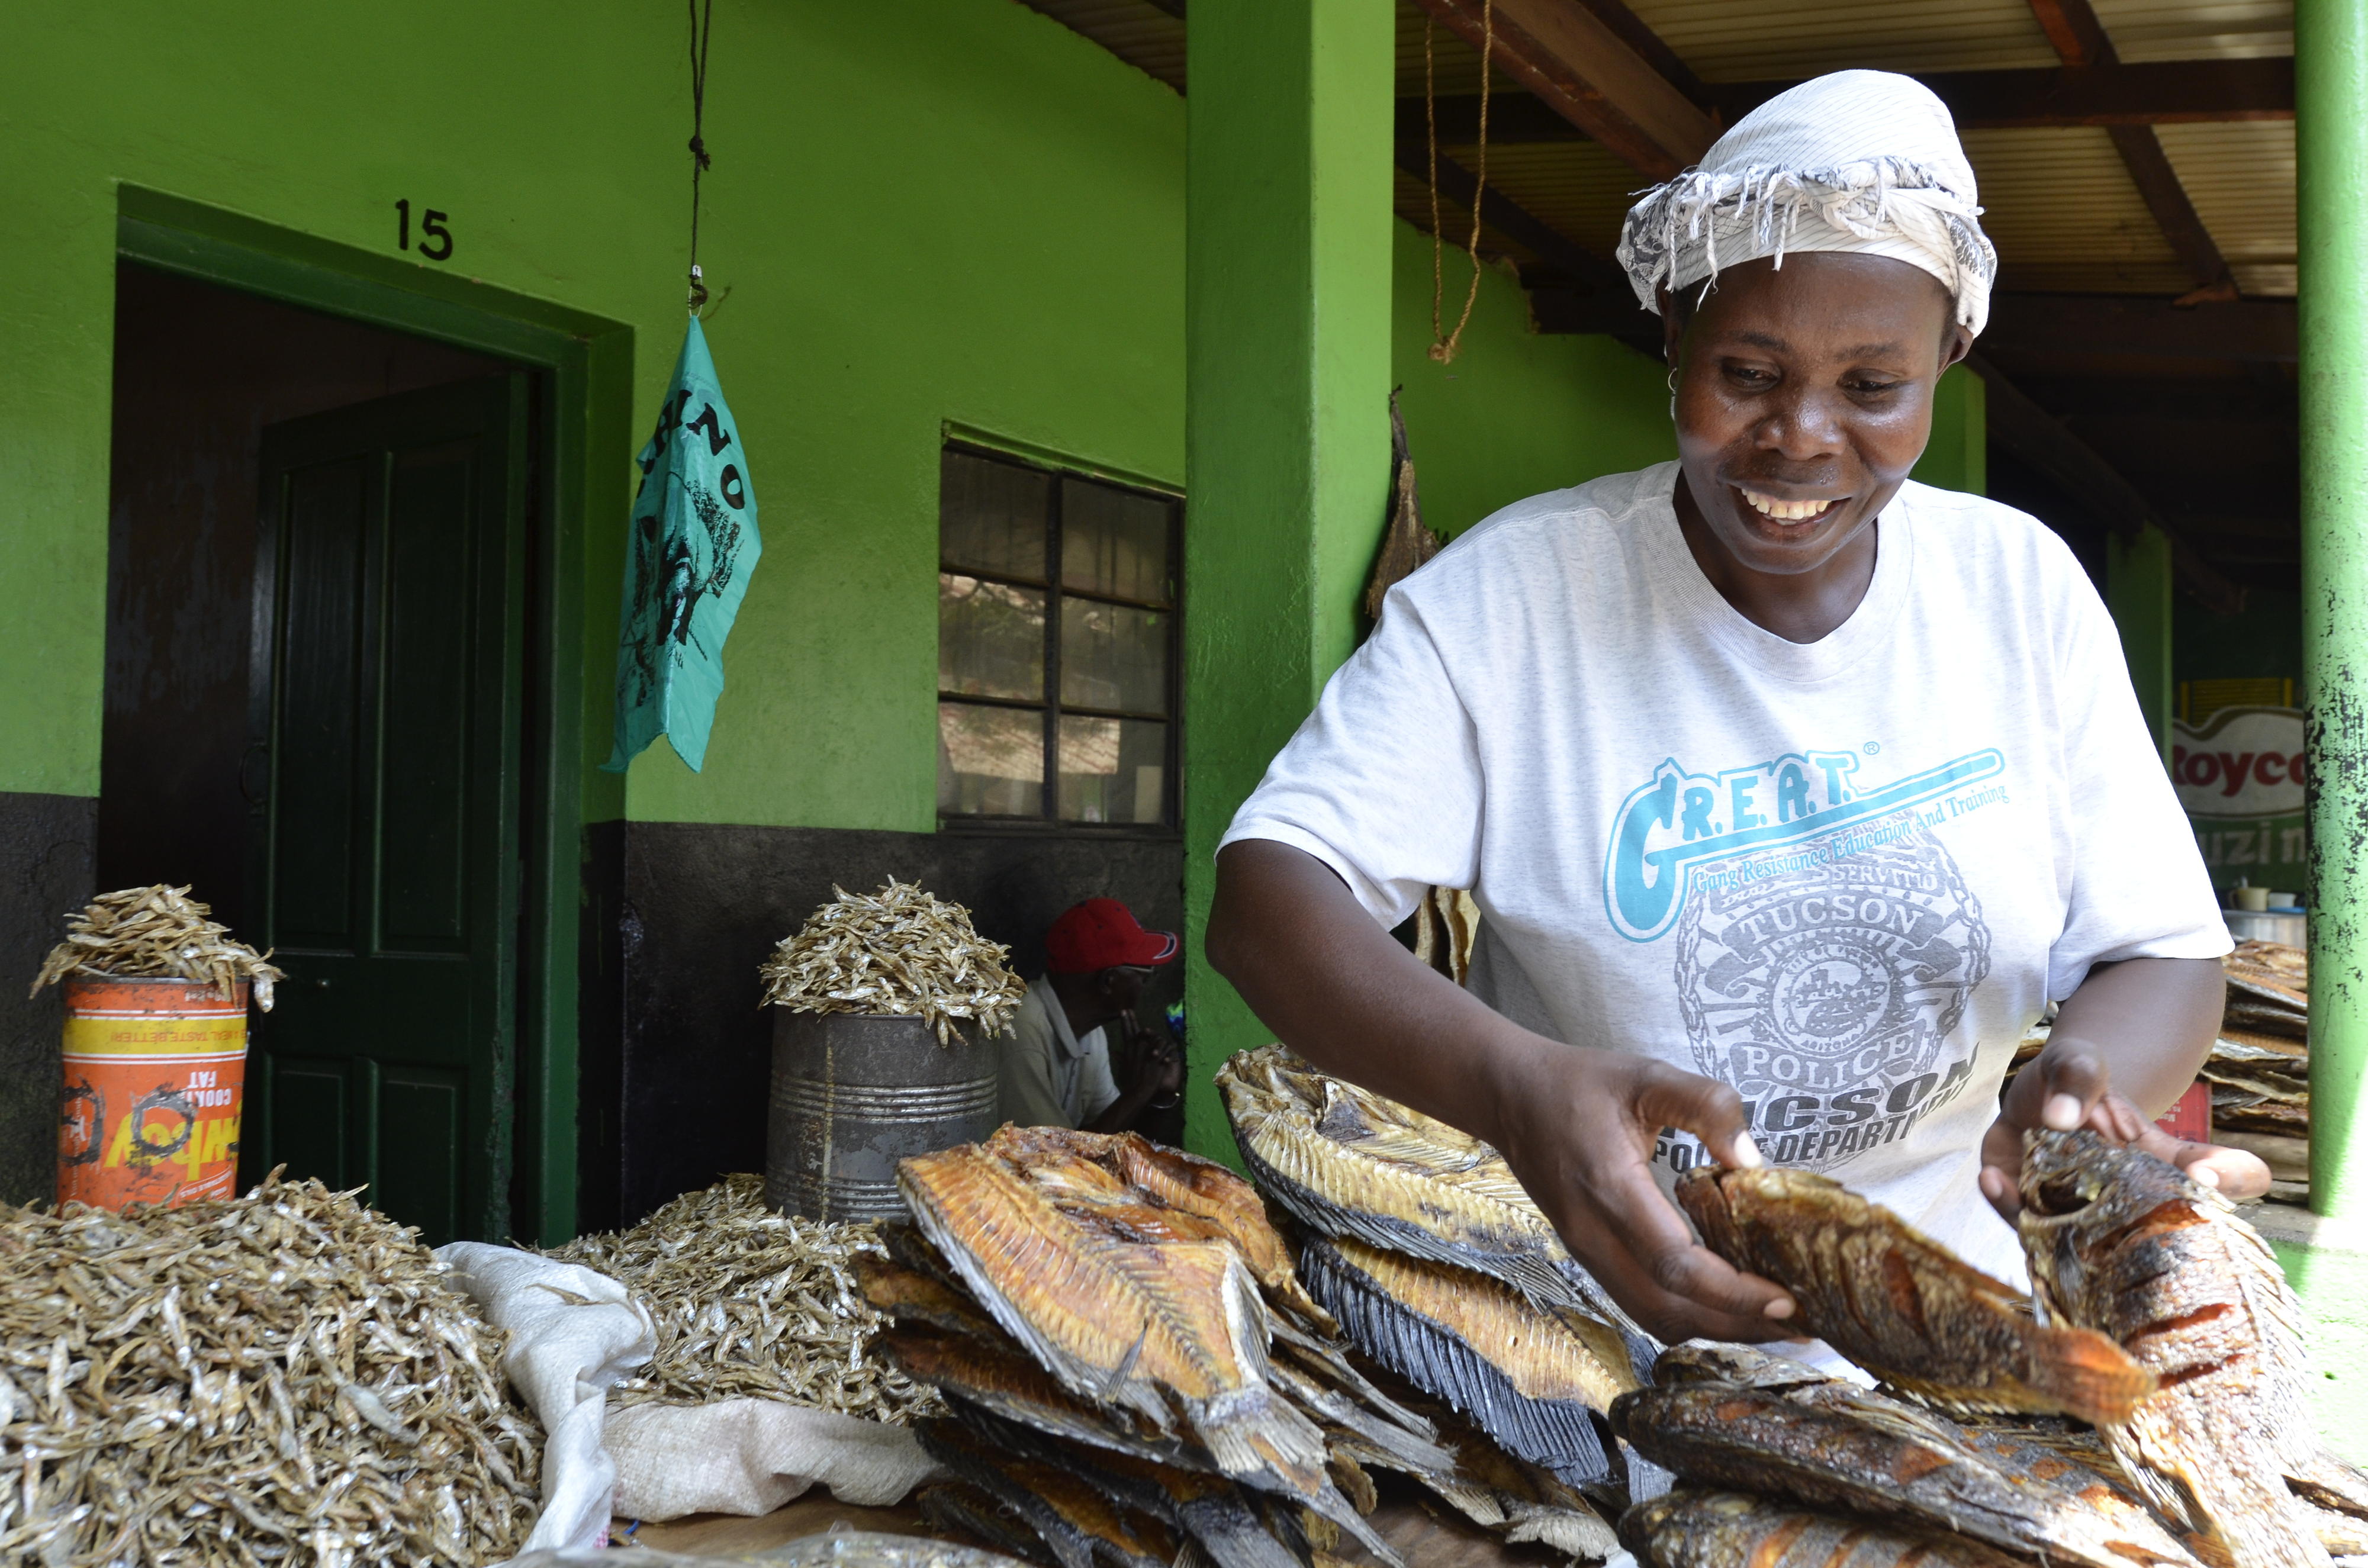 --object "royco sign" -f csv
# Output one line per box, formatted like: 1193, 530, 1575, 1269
2170, 704, 2305, 894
